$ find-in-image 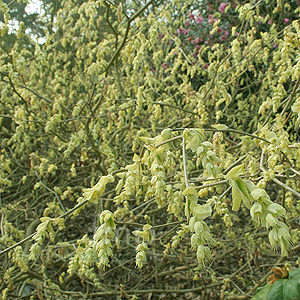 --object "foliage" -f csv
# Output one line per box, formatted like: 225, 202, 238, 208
251, 268, 300, 300
1, 0, 300, 299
